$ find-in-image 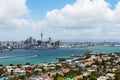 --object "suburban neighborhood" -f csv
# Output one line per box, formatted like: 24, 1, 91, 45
0, 52, 120, 80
